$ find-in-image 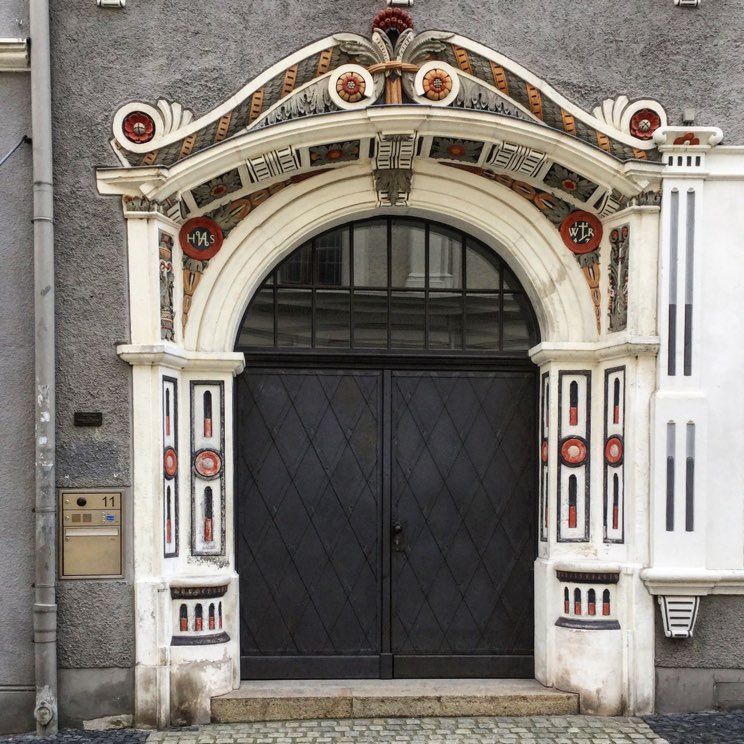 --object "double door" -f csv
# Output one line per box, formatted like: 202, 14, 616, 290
236, 366, 535, 678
